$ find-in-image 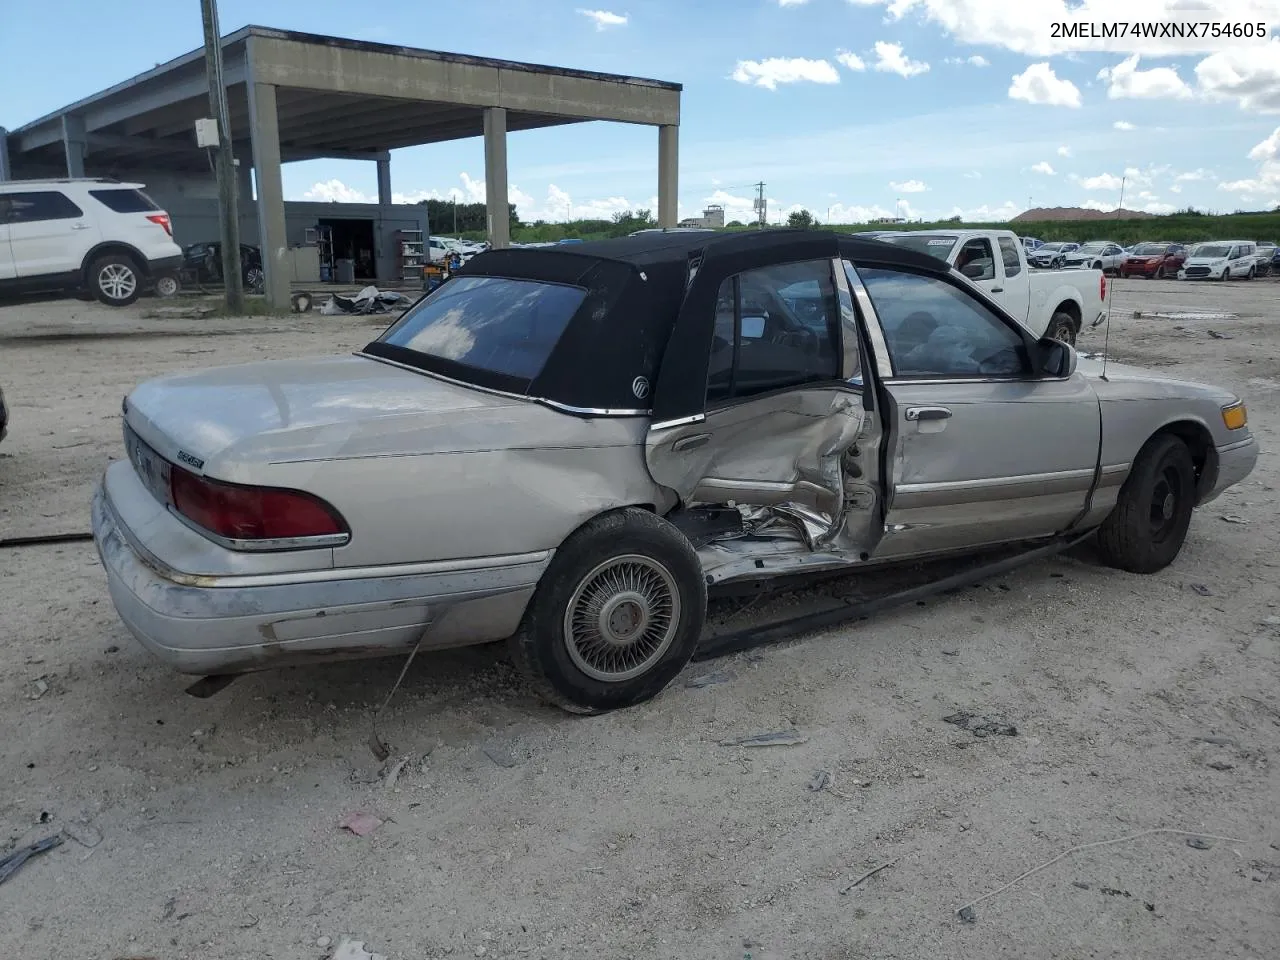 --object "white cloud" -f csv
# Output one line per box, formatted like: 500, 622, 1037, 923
836, 49, 867, 71
576, 8, 627, 30
941, 200, 1022, 221
731, 57, 841, 89
1170, 184, 1183, 193
1057, 145, 1072, 157
1097, 54, 1193, 100
872, 41, 930, 78
1196, 39, 1280, 112
1008, 63, 1082, 107
890, 179, 929, 192
302, 179, 372, 203
840, 1, 1280, 56
1175, 168, 1213, 181
1143, 201, 1178, 214
1076, 172, 1124, 190
943, 54, 990, 66
778, 0, 809, 5
963, 170, 982, 179
968, 55, 990, 67
1031, 161, 1056, 175
1218, 125, 1280, 196
1113, 120, 1136, 130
